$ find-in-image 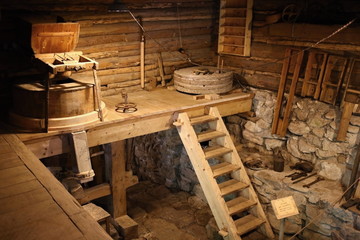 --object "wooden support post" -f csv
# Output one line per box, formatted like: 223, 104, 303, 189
337, 101, 355, 141
272, 48, 304, 136
105, 141, 127, 218
140, 17, 145, 89
92, 68, 104, 121
44, 74, 51, 132
345, 144, 360, 200
157, 52, 165, 87
70, 131, 94, 183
